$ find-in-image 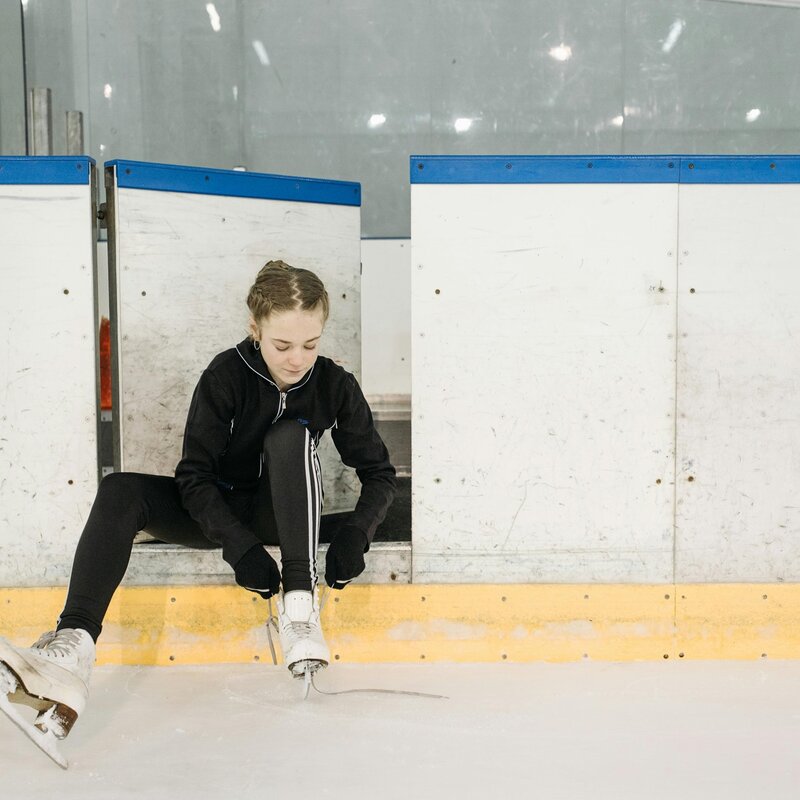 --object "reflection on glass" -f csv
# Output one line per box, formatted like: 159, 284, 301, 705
662, 19, 686, 53
16, 0, 800, 236
206, 3, 221, 33
549, 44, 573, 61
252, 40, 269, 65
